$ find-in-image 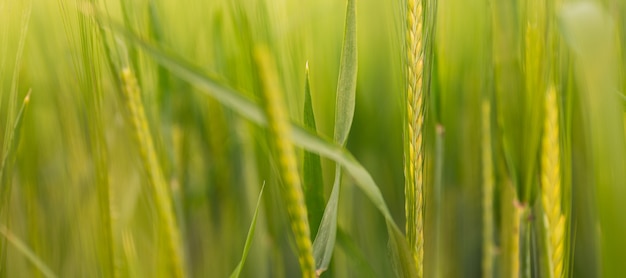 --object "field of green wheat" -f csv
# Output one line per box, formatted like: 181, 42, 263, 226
2, 0, 626, 277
